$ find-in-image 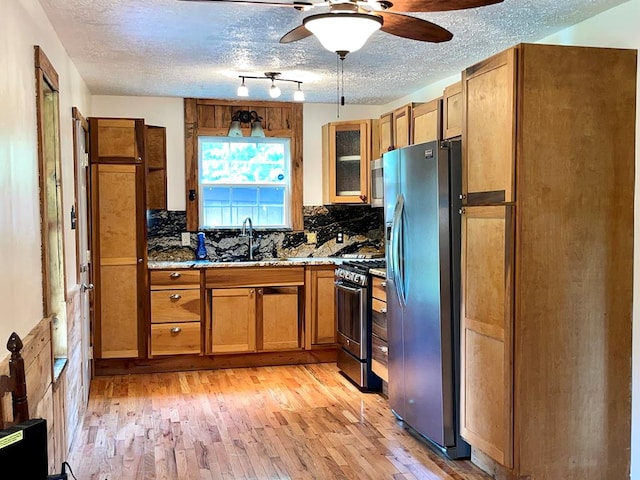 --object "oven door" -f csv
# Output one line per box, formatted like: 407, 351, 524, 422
335, 280, 367, 360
